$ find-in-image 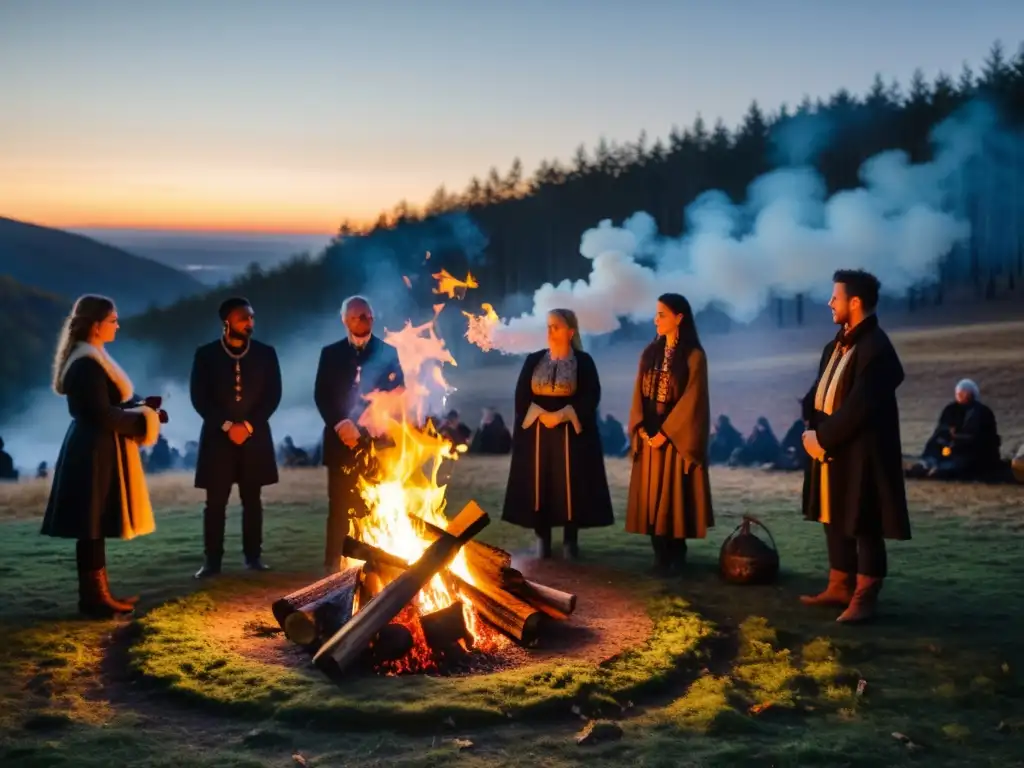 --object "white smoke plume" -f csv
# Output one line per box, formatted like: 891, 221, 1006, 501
469, 102, 999, 355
